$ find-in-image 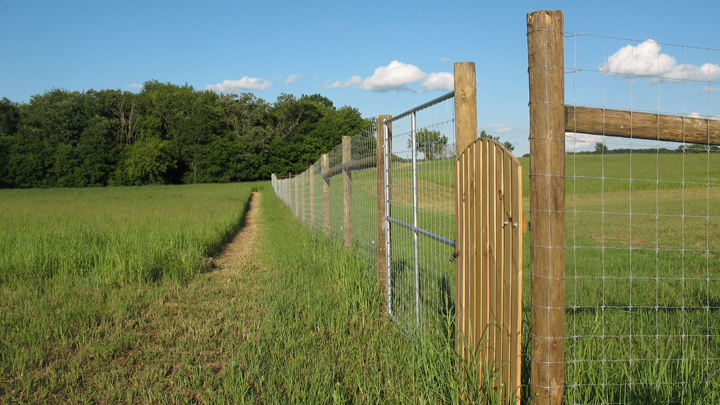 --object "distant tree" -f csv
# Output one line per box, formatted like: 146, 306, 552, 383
0, 98, 20, 136
113, 136, 176, 185
407, 129, 449, 161
595, 142, 608, 153
677, 143, 718, 153
479, 130, 514, 151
